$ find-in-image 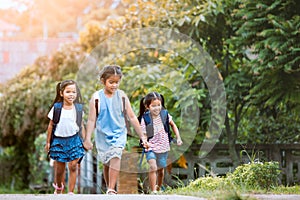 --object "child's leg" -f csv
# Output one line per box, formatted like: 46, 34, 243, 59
156, 168, 164, 190
156, 152, 168, 191
107, 157, 121, 191
55, 161, 66, 193
103, 164, 110, 188
148, 159, 158, 192
68, 159, 79, 193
